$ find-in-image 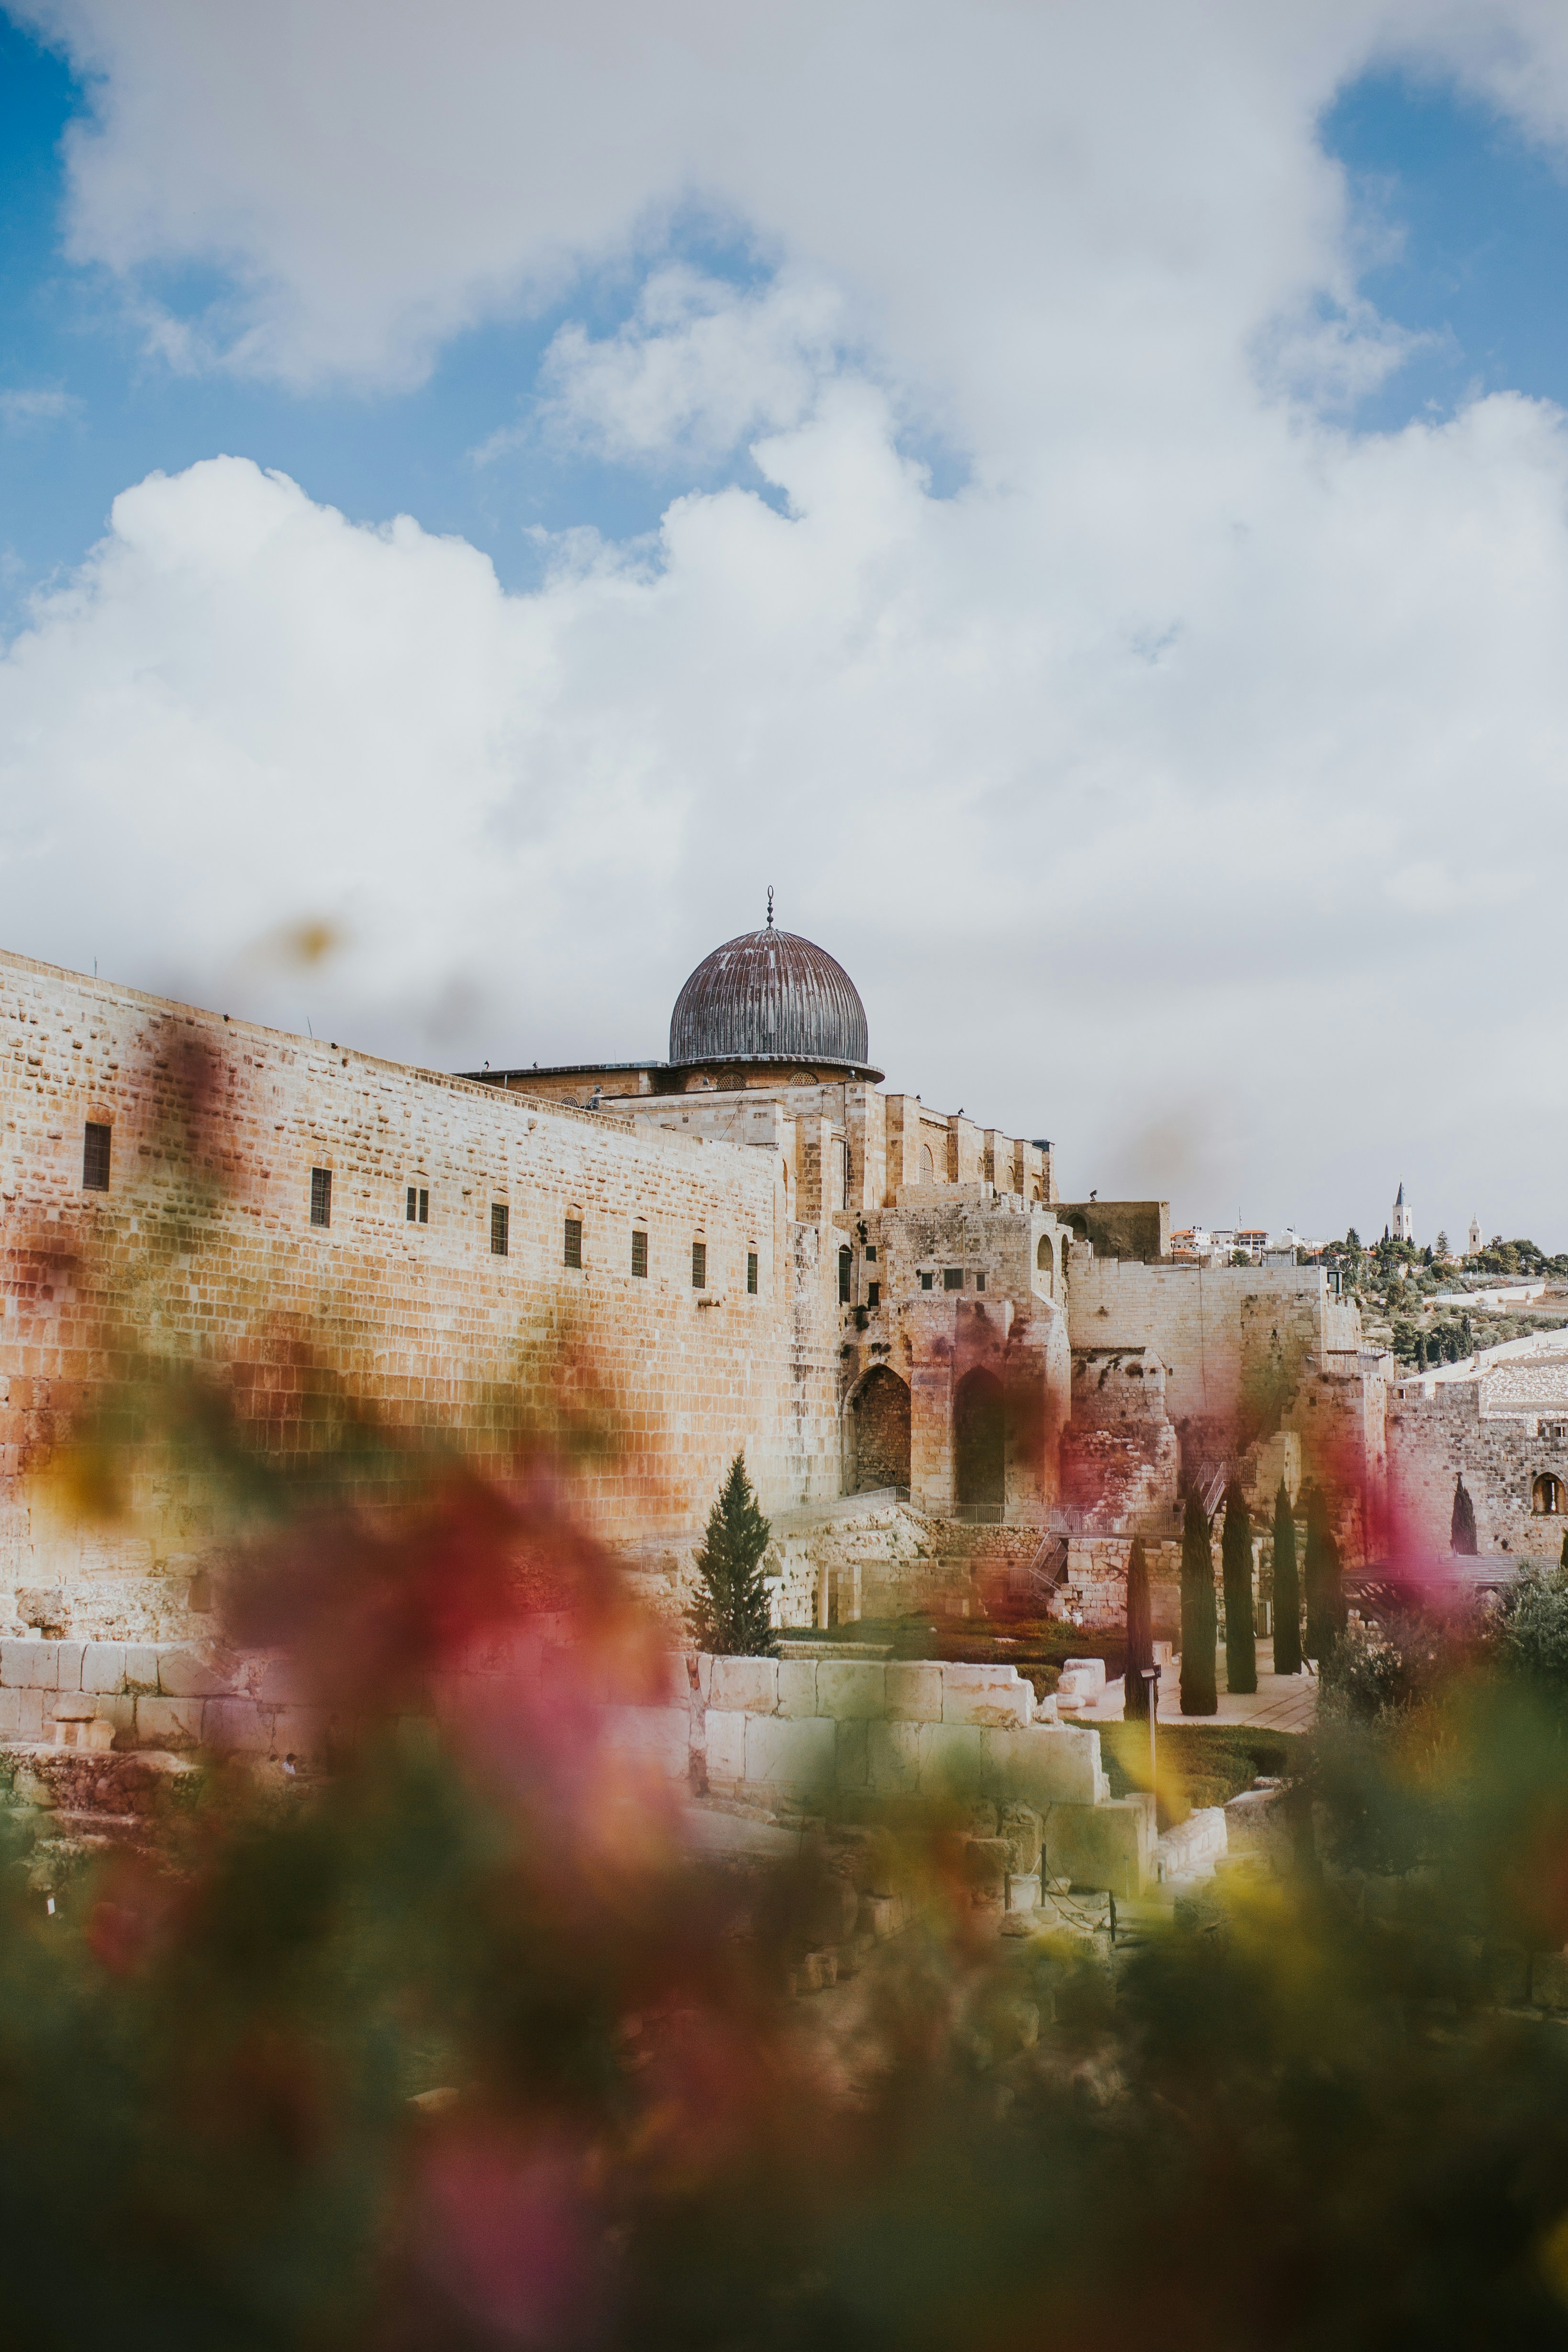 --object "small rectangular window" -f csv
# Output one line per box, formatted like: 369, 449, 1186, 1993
565, 1217, 583, 1268
975, 1272, 986, 1292
943, 1267, 963, 1291
746, 1249, 758, 1295
865, 1244, 877, 1262
920, 1270, 934, 1291
691, 1241, 707, 1289
838, 1246, 852, 1304
310, 1167, 332, 1228
867, 1281, 880, 1309
82, 1121, 111, 1192
631, 1230, 648, 1277
490, 1203, 509, 1256
406, 1186, 429, 1224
